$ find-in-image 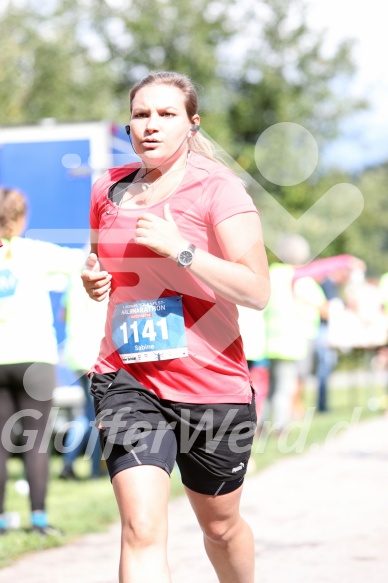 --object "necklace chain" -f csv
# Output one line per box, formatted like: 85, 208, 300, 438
119, 160, 188, 208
